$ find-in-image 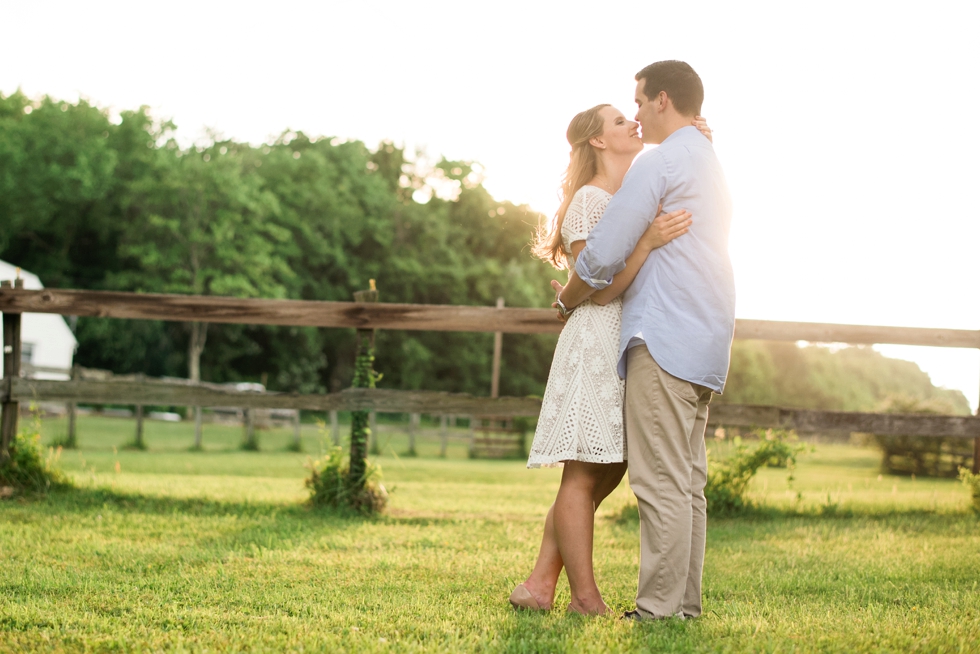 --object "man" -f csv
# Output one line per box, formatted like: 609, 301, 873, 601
551, 60, 735, 620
